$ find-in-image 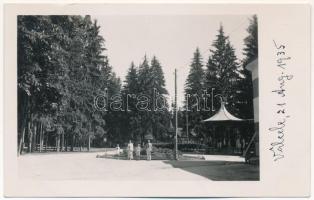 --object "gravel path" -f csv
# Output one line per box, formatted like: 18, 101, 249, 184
18, 152, 259, 181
